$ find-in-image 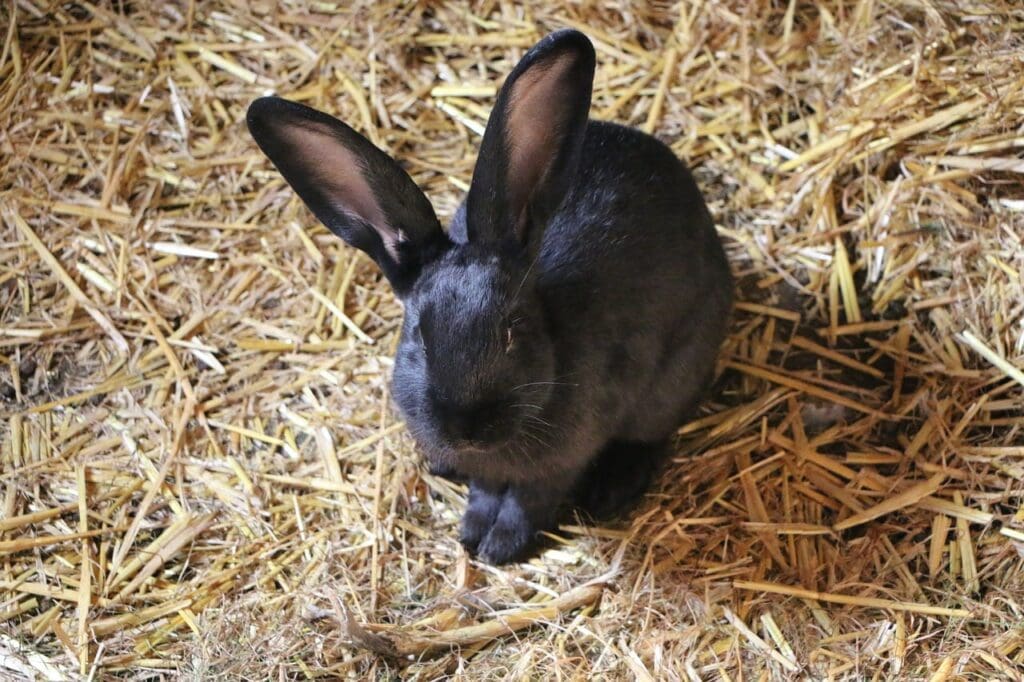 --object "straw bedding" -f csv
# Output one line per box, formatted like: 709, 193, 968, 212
2, 0, 1023, 678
